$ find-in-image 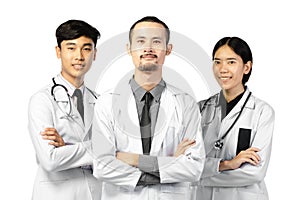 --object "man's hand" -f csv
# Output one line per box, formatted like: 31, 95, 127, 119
116, 152, 139, 167
219, 147, 261, 171
41, 128, 65, 147
174, 138, 196, 157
